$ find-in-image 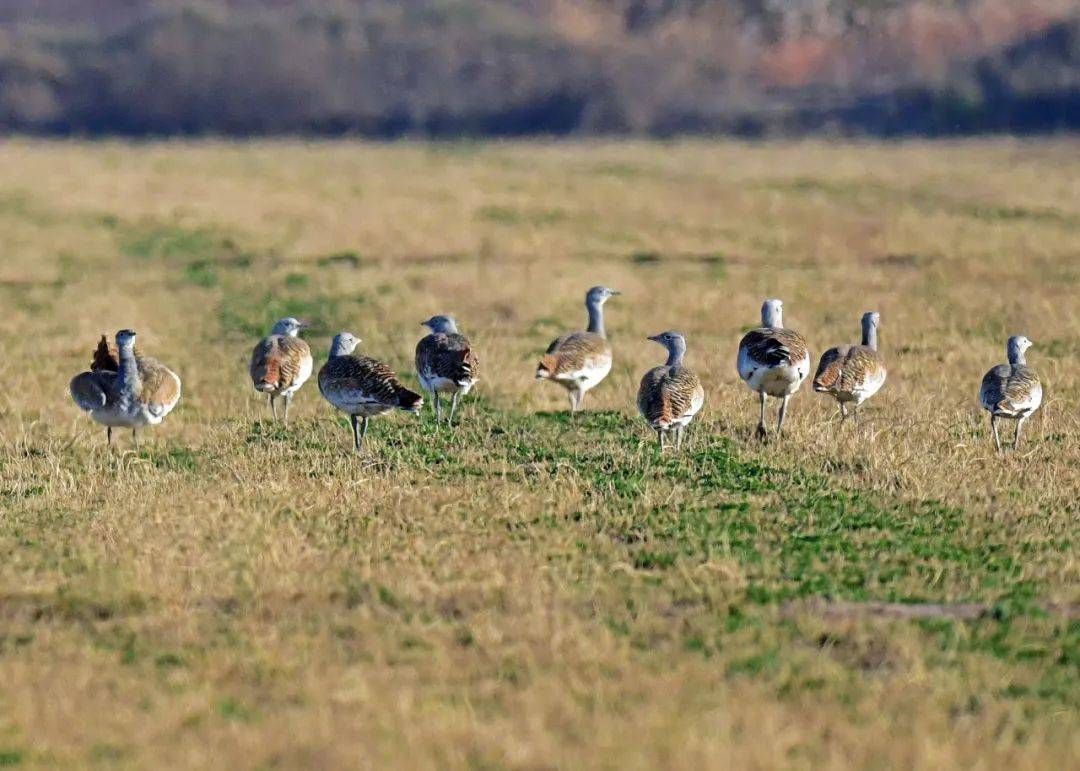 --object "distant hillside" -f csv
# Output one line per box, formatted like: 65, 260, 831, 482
0, 0, 1077, 136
